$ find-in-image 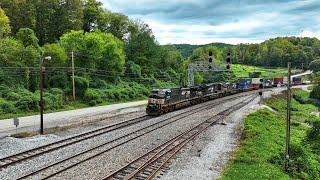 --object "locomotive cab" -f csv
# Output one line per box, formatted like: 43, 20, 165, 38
146, 89, 170, 115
